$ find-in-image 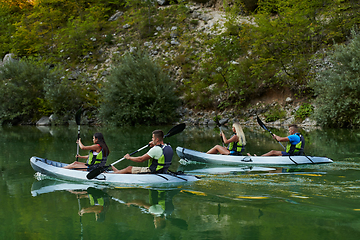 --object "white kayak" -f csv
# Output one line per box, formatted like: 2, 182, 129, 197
176, 147, 334, 165
30, 156, 200, 187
